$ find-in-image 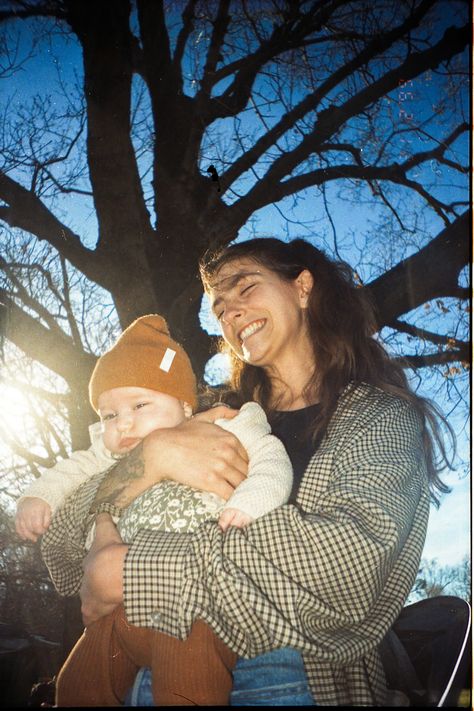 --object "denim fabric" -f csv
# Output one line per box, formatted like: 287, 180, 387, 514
124, 666, 153, 707
230, 648, 315, 706
124, 648, 315, 706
